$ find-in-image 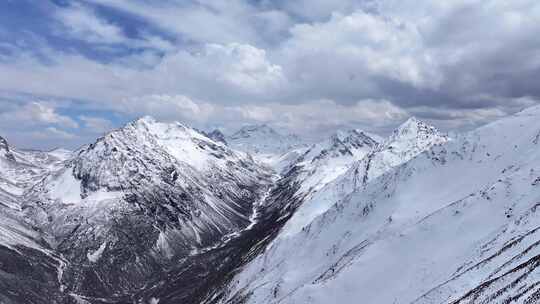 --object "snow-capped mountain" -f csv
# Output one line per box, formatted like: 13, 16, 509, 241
0, 136, 69, 304
360, 117, 449, 183
218, 107, 540, 304
21, 116, 273, 300
0, 136, 70, 198
287, 129, 380, 192
0, 135, 15, 161
227, 124, 306, 166
4, 107, 540, 304
280, 119, 447, 237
